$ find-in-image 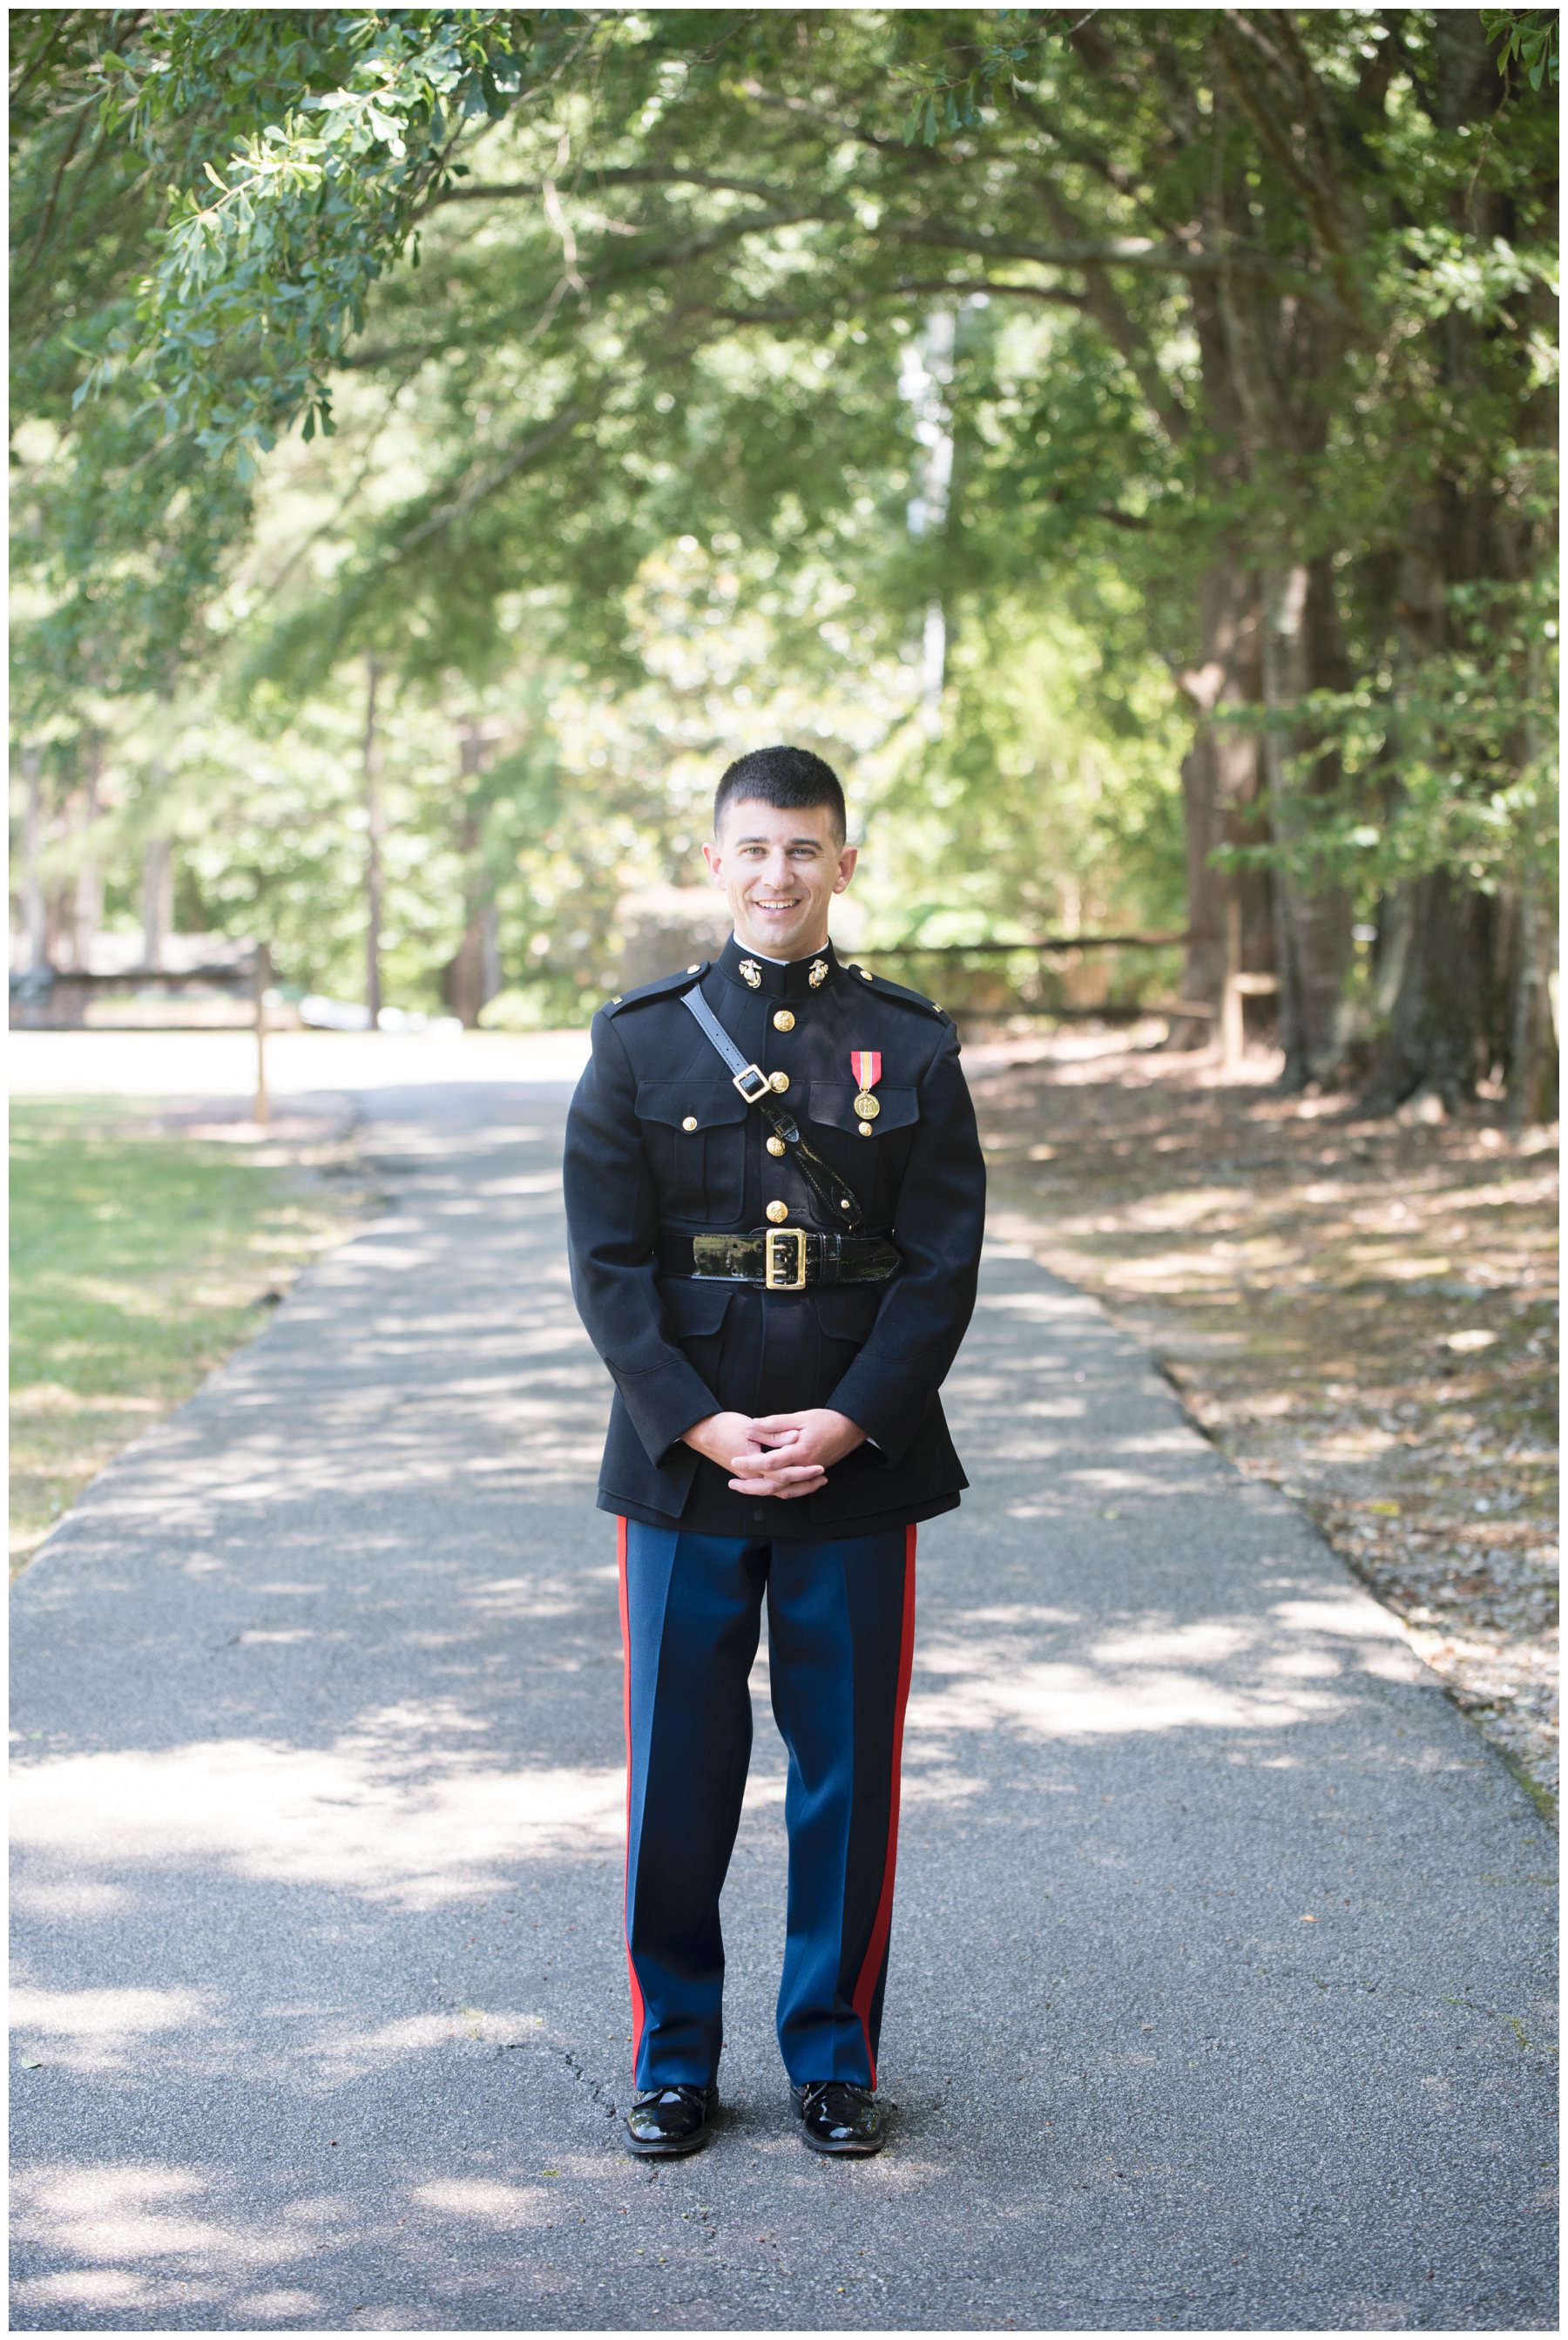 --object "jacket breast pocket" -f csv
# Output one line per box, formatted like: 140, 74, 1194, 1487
806, 1083, 919, 1211
637, 1080, 747, 1222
